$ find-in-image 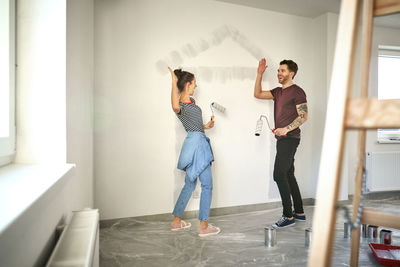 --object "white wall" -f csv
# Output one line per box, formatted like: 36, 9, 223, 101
0, 1, 95, 266
66, 0, 95, 214
94, 0, 325, 220
309, 12, 341, 200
